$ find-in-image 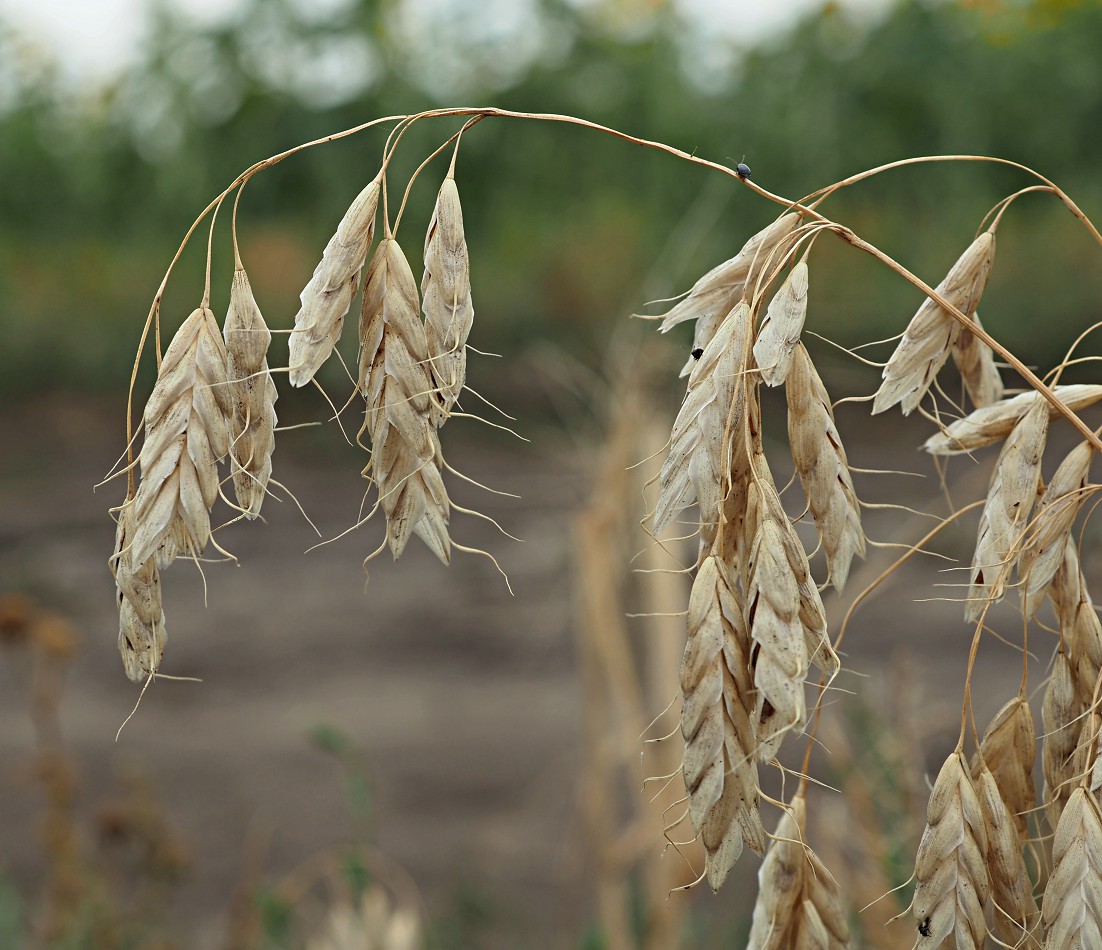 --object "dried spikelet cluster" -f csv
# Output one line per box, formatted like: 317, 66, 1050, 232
112, 110, 1102, 942
873, 229, 995, 415
647, 215, 854, 890
113, 153, 478, 678
912, 751, 990, 948
747, 790, 850, 949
